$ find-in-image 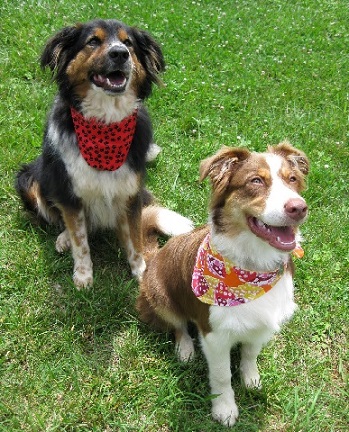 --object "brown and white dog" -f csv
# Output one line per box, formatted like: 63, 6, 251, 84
137, 142, 309, 426
15, 19, 165, 288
